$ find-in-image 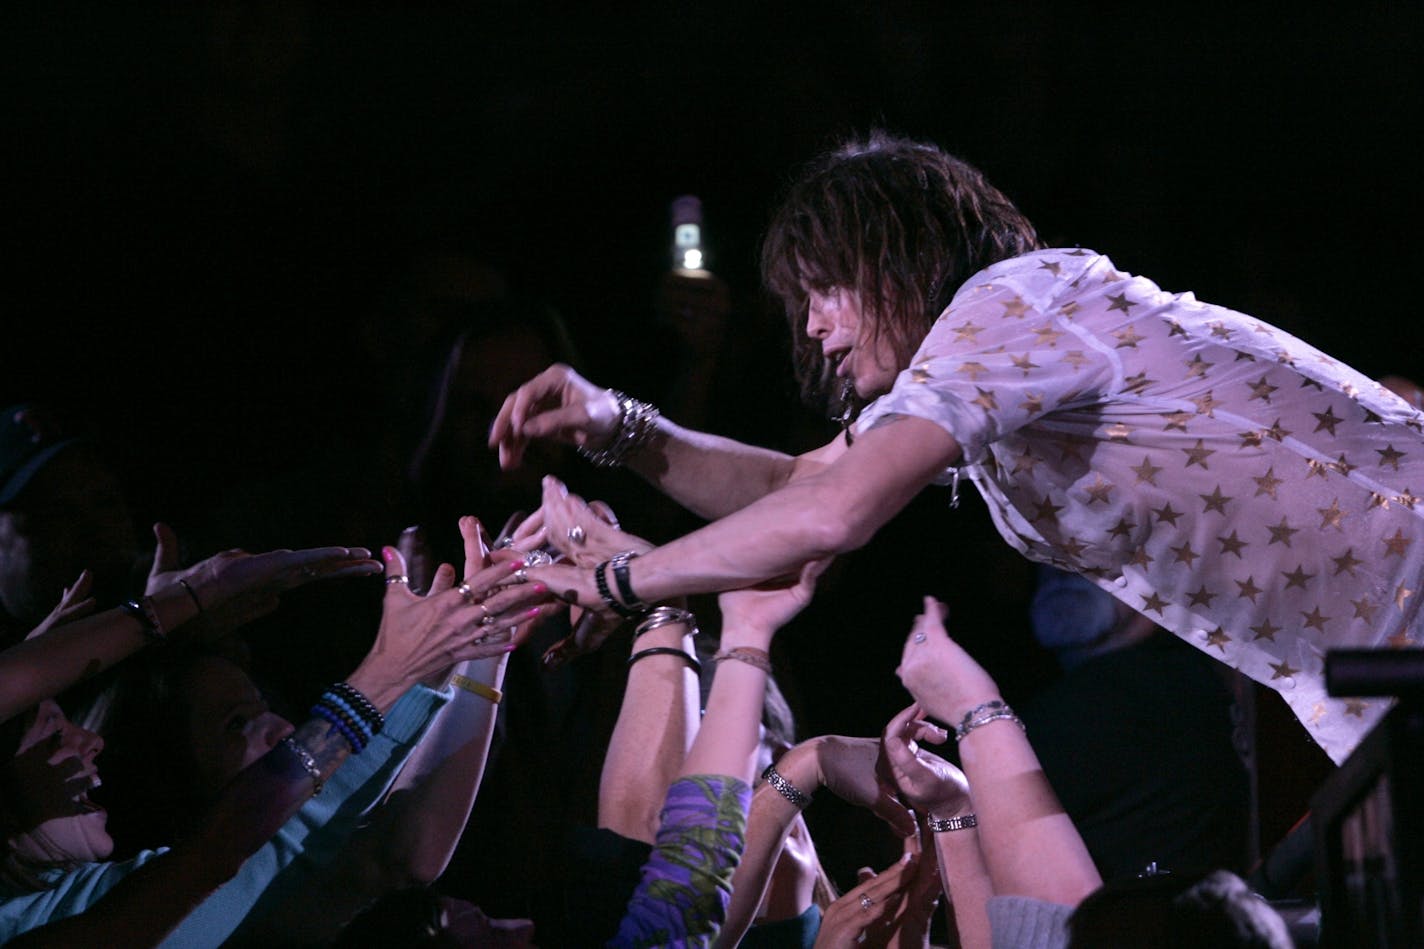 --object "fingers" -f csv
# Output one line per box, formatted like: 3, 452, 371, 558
149, 522, 181, 579
911, 720, 950, 745
870, 782, 919, 838
428, 562, 458, 596
67, 568, 94, 603
509, 509, 545, 551
382, 546, 412, 596
587, 499, 620, 529
458, 516, 488, 581
398, 526, 435, 594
